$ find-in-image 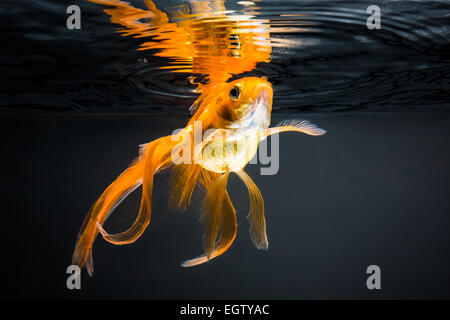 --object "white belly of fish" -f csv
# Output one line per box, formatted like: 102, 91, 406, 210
198, 129, 260, 173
